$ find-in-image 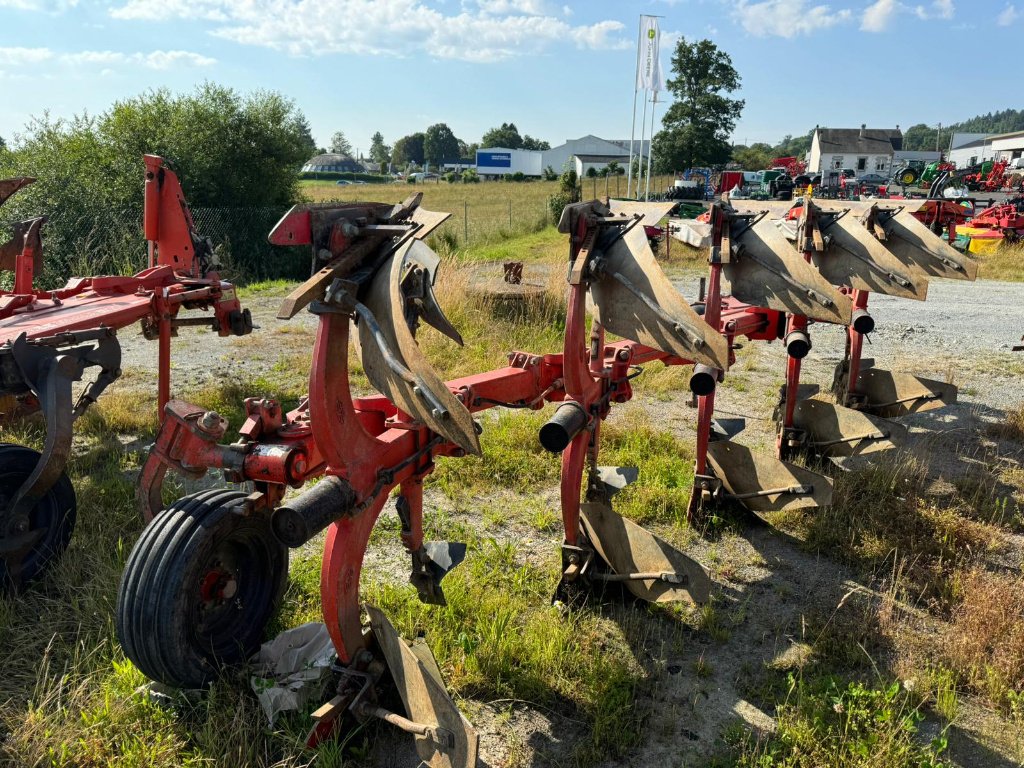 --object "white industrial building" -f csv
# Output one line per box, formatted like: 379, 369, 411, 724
946, 132, 993, 168
989, 129, 1024, 166
893, 149, 940, 166
475, 135, 650, 178
943, 131, 1024, 169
